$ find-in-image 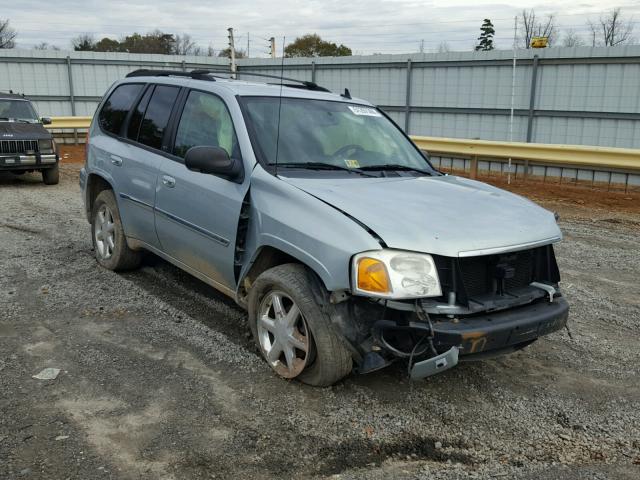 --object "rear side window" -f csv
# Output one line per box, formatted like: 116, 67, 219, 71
98, 83, 143, 135
127, 86, 153, 140
174, 91, 240, 159
137, 85, 180, 150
